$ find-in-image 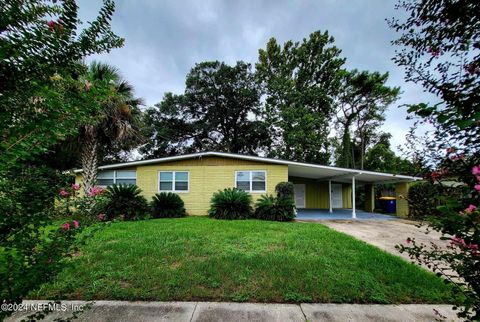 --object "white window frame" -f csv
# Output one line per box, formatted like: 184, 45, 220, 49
158, 171, 190, 193
235, 170, 267, 193
97, 170, 137, 187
